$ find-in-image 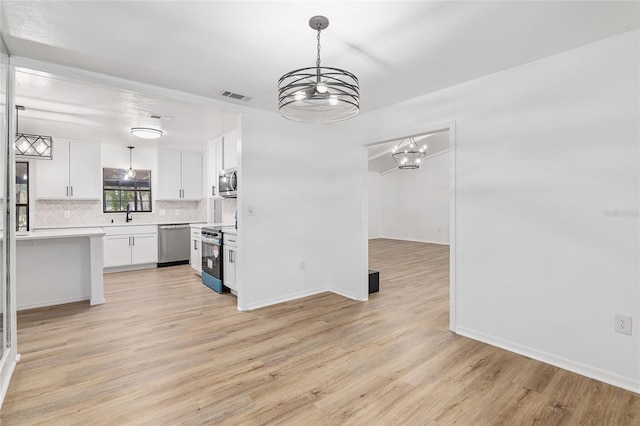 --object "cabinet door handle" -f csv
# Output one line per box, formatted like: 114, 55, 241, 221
66, 186, 69, 196
70, 186, 73, 197
193, 240, 198, 250
230, 250, 235, 263
129, 236, 132, 246
132, 236, 135, 246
